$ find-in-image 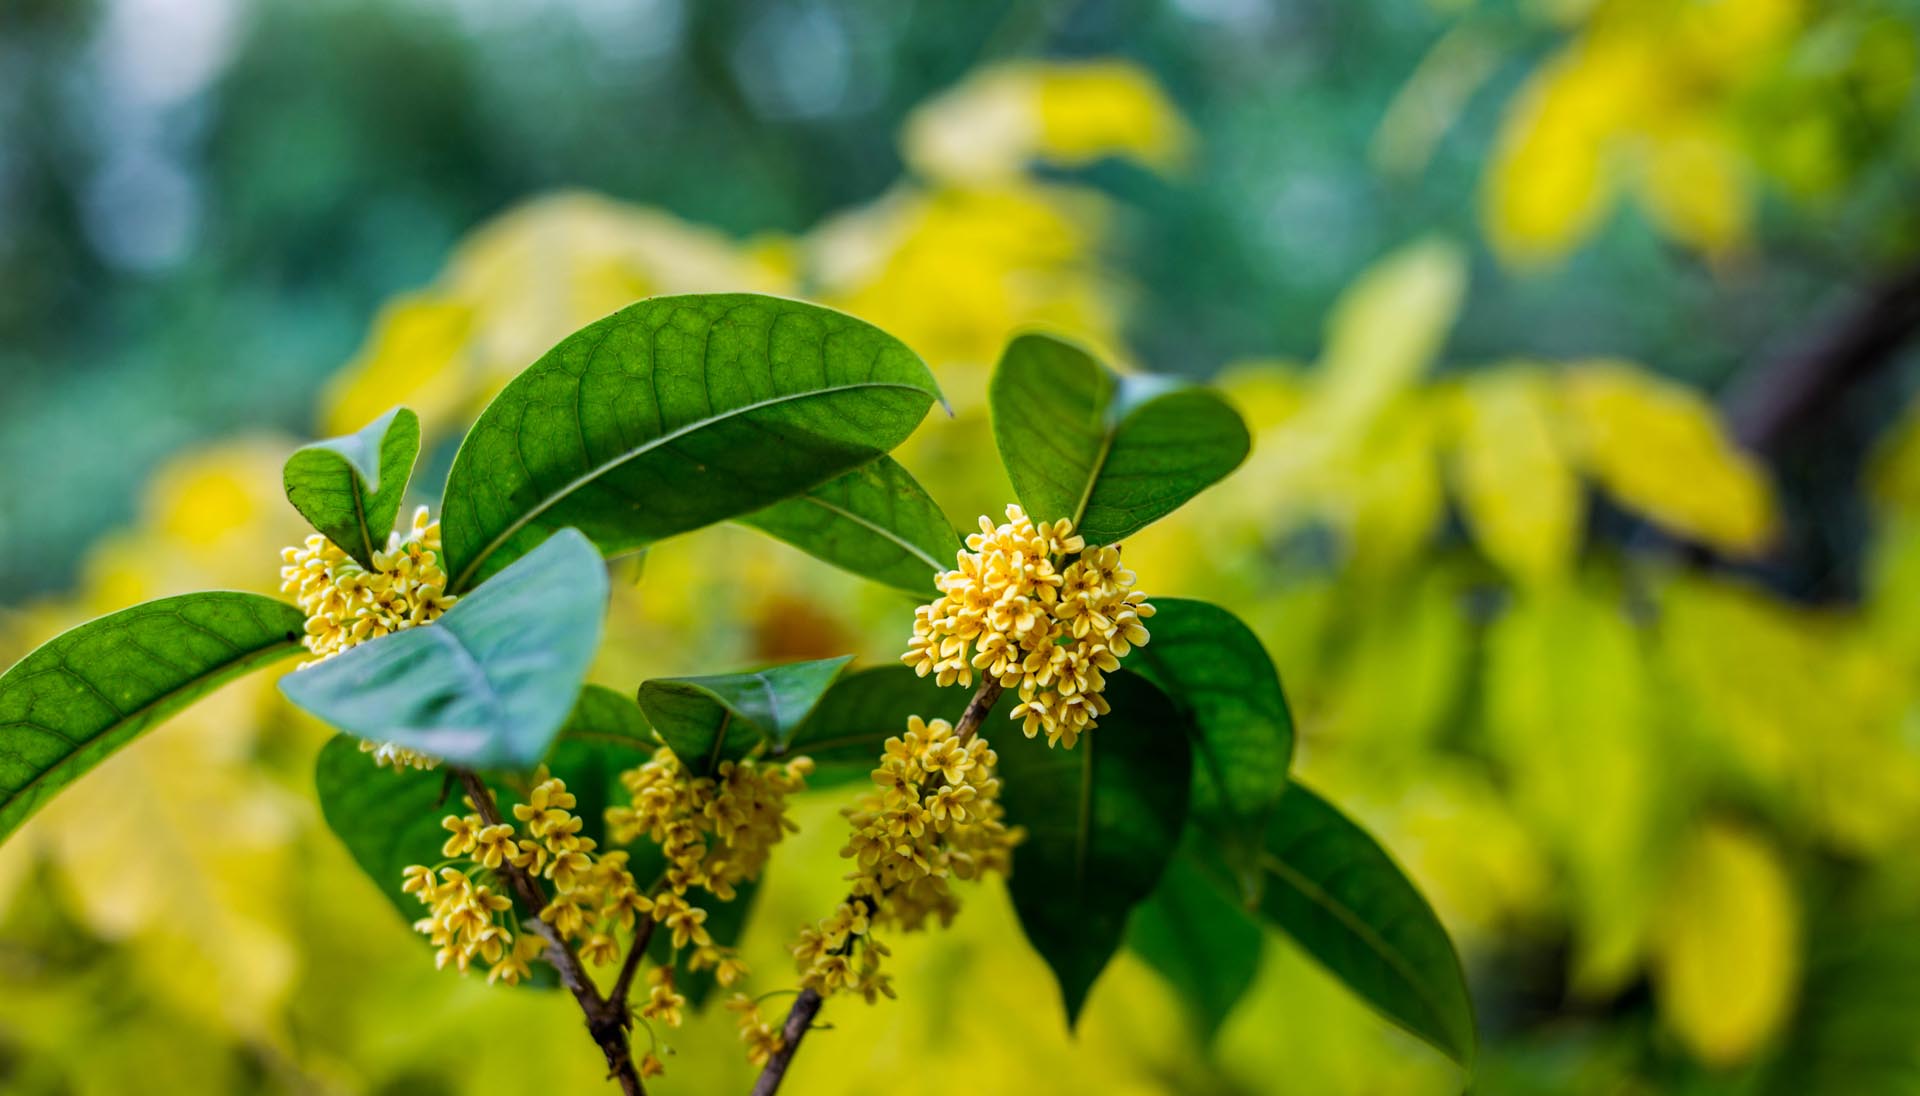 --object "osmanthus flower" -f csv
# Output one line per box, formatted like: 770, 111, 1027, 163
790, 716, 1021, 1006
400, 776, 651, 985
903, 505, 1153, 748
727, 994, 787, 1067
280, 506, 456, 770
